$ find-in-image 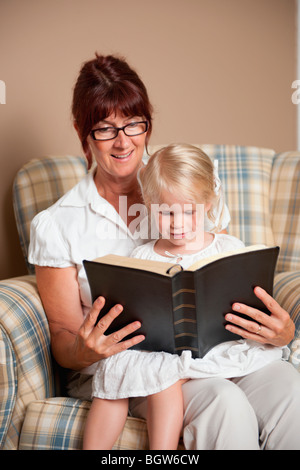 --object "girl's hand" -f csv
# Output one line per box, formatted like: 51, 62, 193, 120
225, 286, 295, 347
74, 296, 145, 367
